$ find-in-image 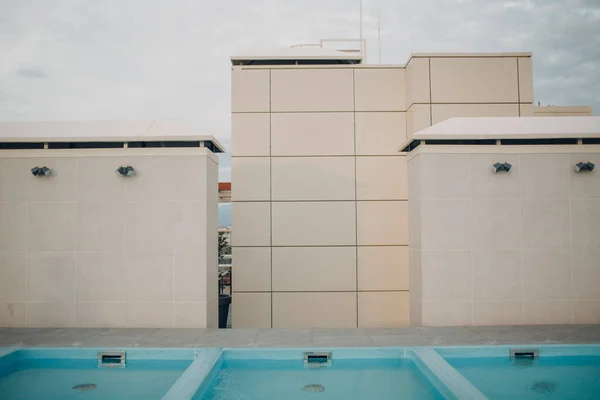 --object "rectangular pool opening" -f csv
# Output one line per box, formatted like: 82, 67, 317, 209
303, 352, 332, 368
510, 348, 539, 360
98, 351, 126, 368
